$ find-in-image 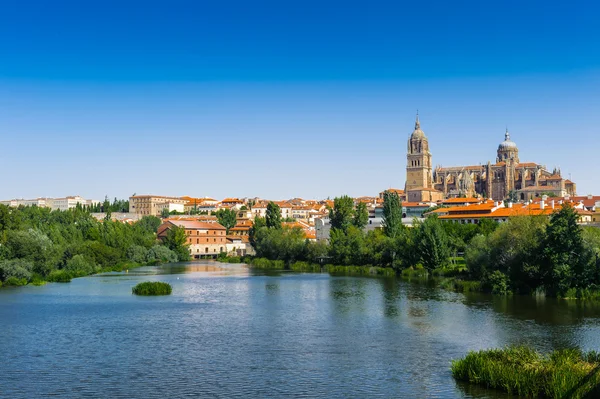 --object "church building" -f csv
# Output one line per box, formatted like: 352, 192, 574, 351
404, 115, 577, 202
